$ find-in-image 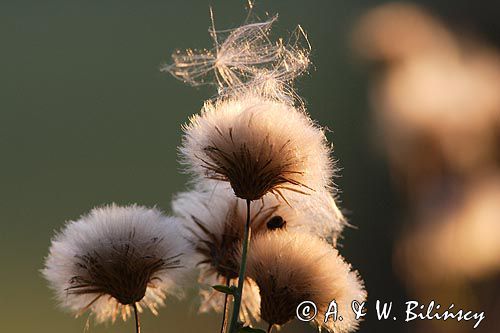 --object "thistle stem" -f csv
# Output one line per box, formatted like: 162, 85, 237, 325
133, 303, 141, 333
220, 277, 231, 333
228, 199, 252, 333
